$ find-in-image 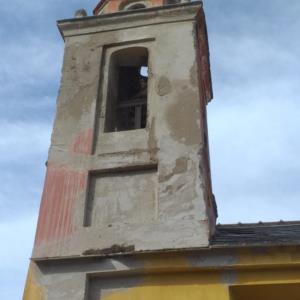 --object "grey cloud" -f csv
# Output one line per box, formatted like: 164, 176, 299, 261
1, 0, 300, 298
204, 1, 300, 223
